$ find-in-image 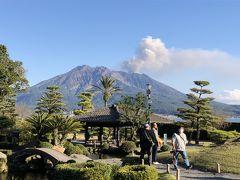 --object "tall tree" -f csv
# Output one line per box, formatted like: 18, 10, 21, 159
93, 76, 121, 107
0, 44, 28, 117
177, 81, 216, 144
35, 86, 65, 115
74, 92, 94, 115
118, 92, 147, 138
